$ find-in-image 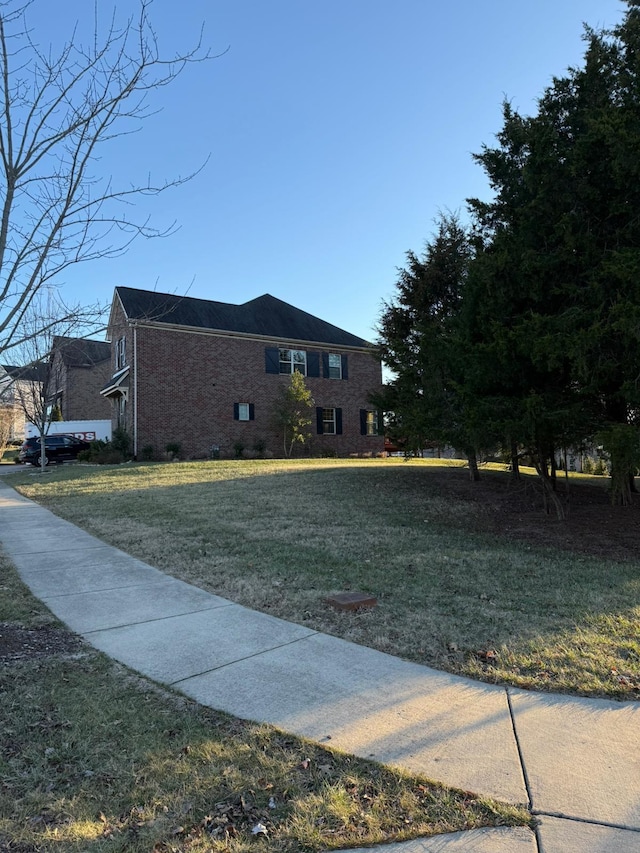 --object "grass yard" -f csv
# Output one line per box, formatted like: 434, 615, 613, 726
7, 457, 640, 700
0, 555, 529, 852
